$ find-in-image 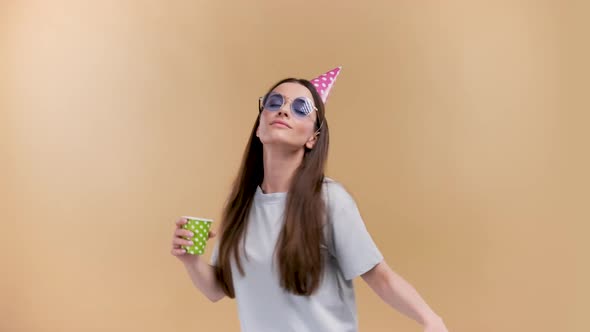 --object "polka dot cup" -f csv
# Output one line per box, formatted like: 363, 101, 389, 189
181, 216, 214, 255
